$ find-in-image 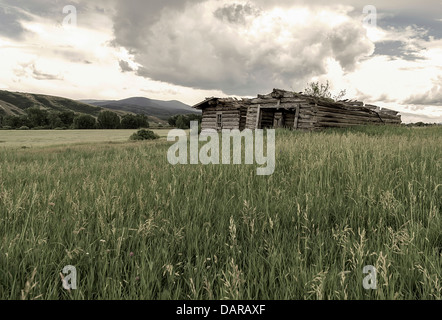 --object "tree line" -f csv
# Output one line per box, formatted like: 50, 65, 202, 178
0, 108, 150, 130
167, 114, 202, 129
